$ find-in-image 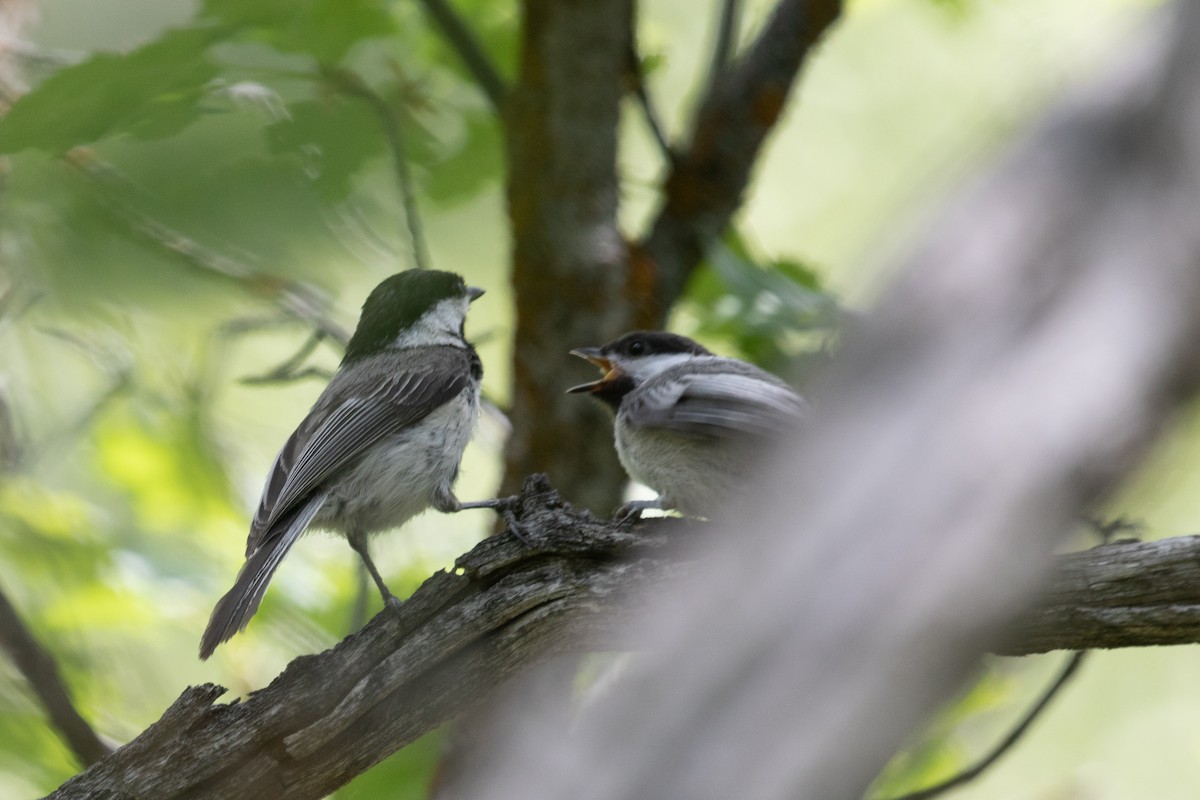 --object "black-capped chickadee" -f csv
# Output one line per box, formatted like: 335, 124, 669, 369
568, 331, 807, 519
201, 269, 497, 659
